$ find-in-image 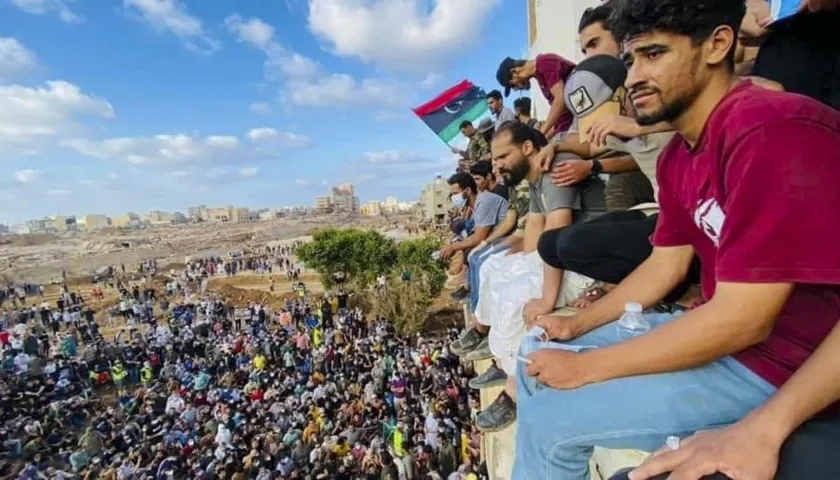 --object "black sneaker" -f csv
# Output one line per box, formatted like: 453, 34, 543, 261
462, 337, 492, 362
468, 361, 507, 390
451, 326, 485, 356
476, 391, 516, 433
449, 286, 469, 301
